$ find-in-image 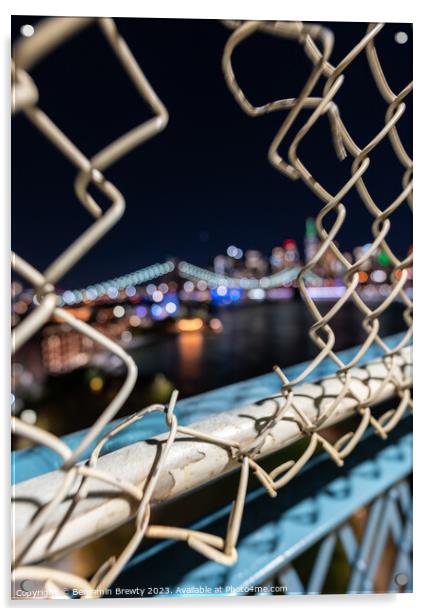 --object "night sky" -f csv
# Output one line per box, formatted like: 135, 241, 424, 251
12, 17, 412, 288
